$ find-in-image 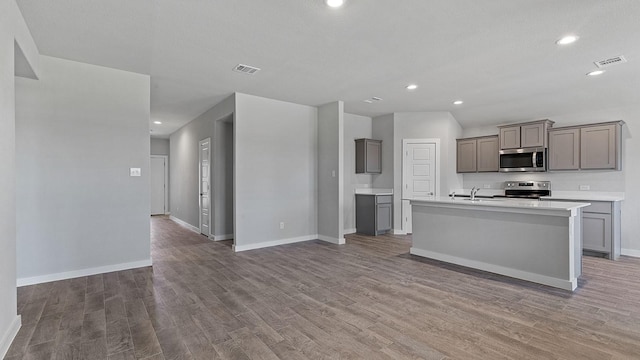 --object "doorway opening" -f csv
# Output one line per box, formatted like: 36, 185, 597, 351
211, 115, 235, 247
150, 155, 168, 215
